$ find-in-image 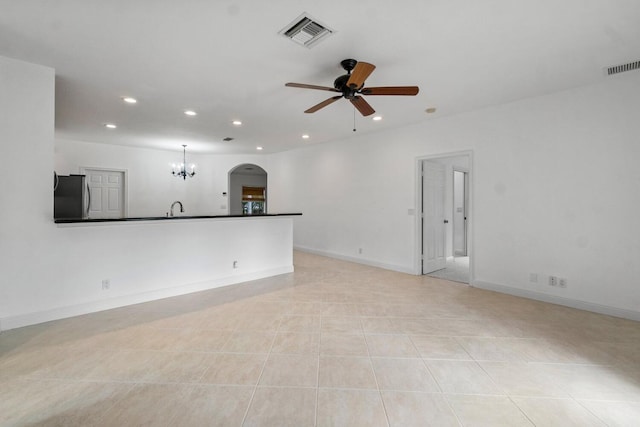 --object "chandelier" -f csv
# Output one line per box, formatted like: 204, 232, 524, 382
172, 145, 196, 180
